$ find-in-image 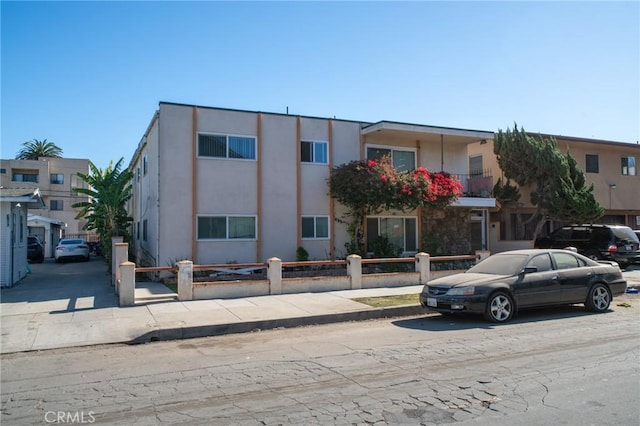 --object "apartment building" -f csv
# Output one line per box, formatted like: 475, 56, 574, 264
127, 102, 496, 267
468, 135, 640, 241
0, 157, 92, 257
